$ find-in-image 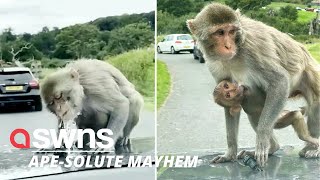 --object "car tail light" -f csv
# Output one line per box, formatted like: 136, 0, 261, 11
175, 40, 182, 43
29, 80, 39, 89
